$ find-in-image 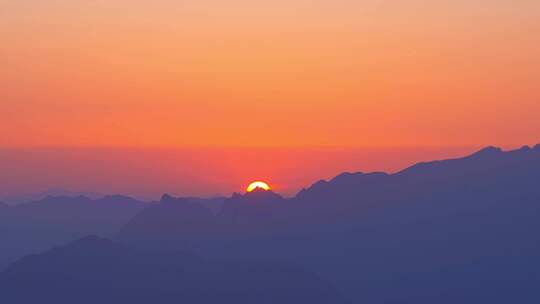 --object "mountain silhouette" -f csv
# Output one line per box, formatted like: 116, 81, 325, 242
159, 194, 225, 213
0, 195, 147, 270
292, 144, 540, 217
3, 144, 540, 303
118, 191, 288, 247
117, 194, 216, 247
117, 144, 540, 303
1, 188, 105, 204
219, 189, 285, 218
0, 236, 347, 304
